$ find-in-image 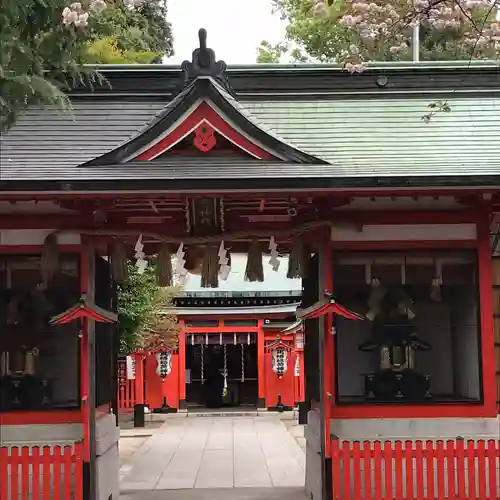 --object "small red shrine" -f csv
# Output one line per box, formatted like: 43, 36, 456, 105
0, 29, 499, 500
